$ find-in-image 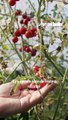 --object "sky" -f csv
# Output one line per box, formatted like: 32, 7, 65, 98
17, 0, 68, 17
